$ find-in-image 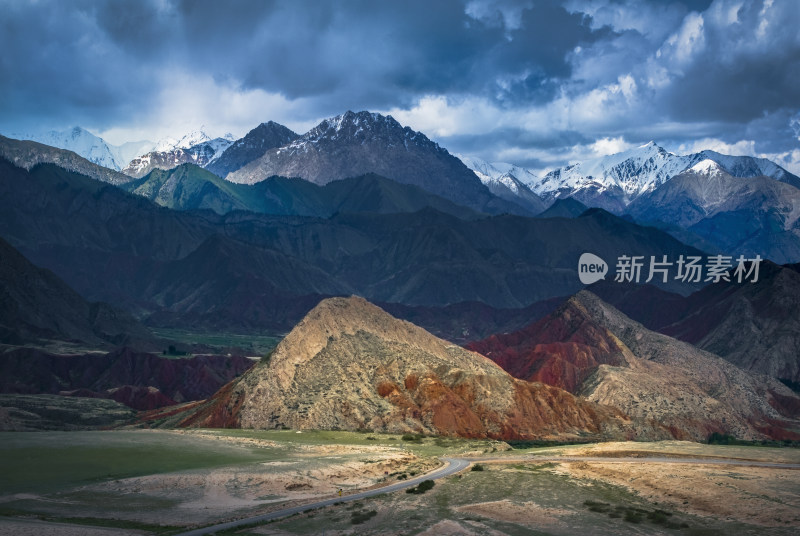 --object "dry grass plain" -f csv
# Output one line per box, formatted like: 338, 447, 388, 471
0, 433, 798, 535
